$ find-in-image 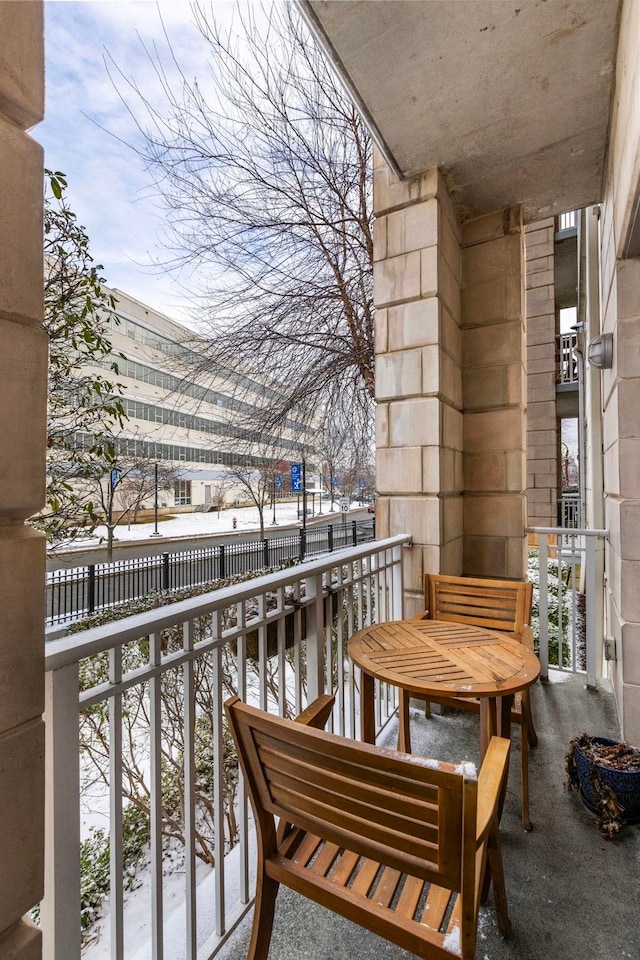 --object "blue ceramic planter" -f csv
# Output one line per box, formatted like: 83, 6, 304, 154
573, 736, 640, 824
